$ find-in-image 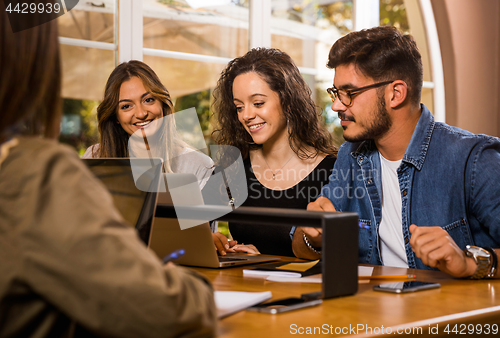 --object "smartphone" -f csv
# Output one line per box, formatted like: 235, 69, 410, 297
247, 297, 322, 314
373, 281, 441, 293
